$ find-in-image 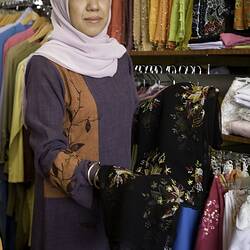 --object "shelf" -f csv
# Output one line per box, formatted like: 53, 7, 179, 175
222, 134, 250, 145
129, 49, 250, 66
129, 48, 250, 56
